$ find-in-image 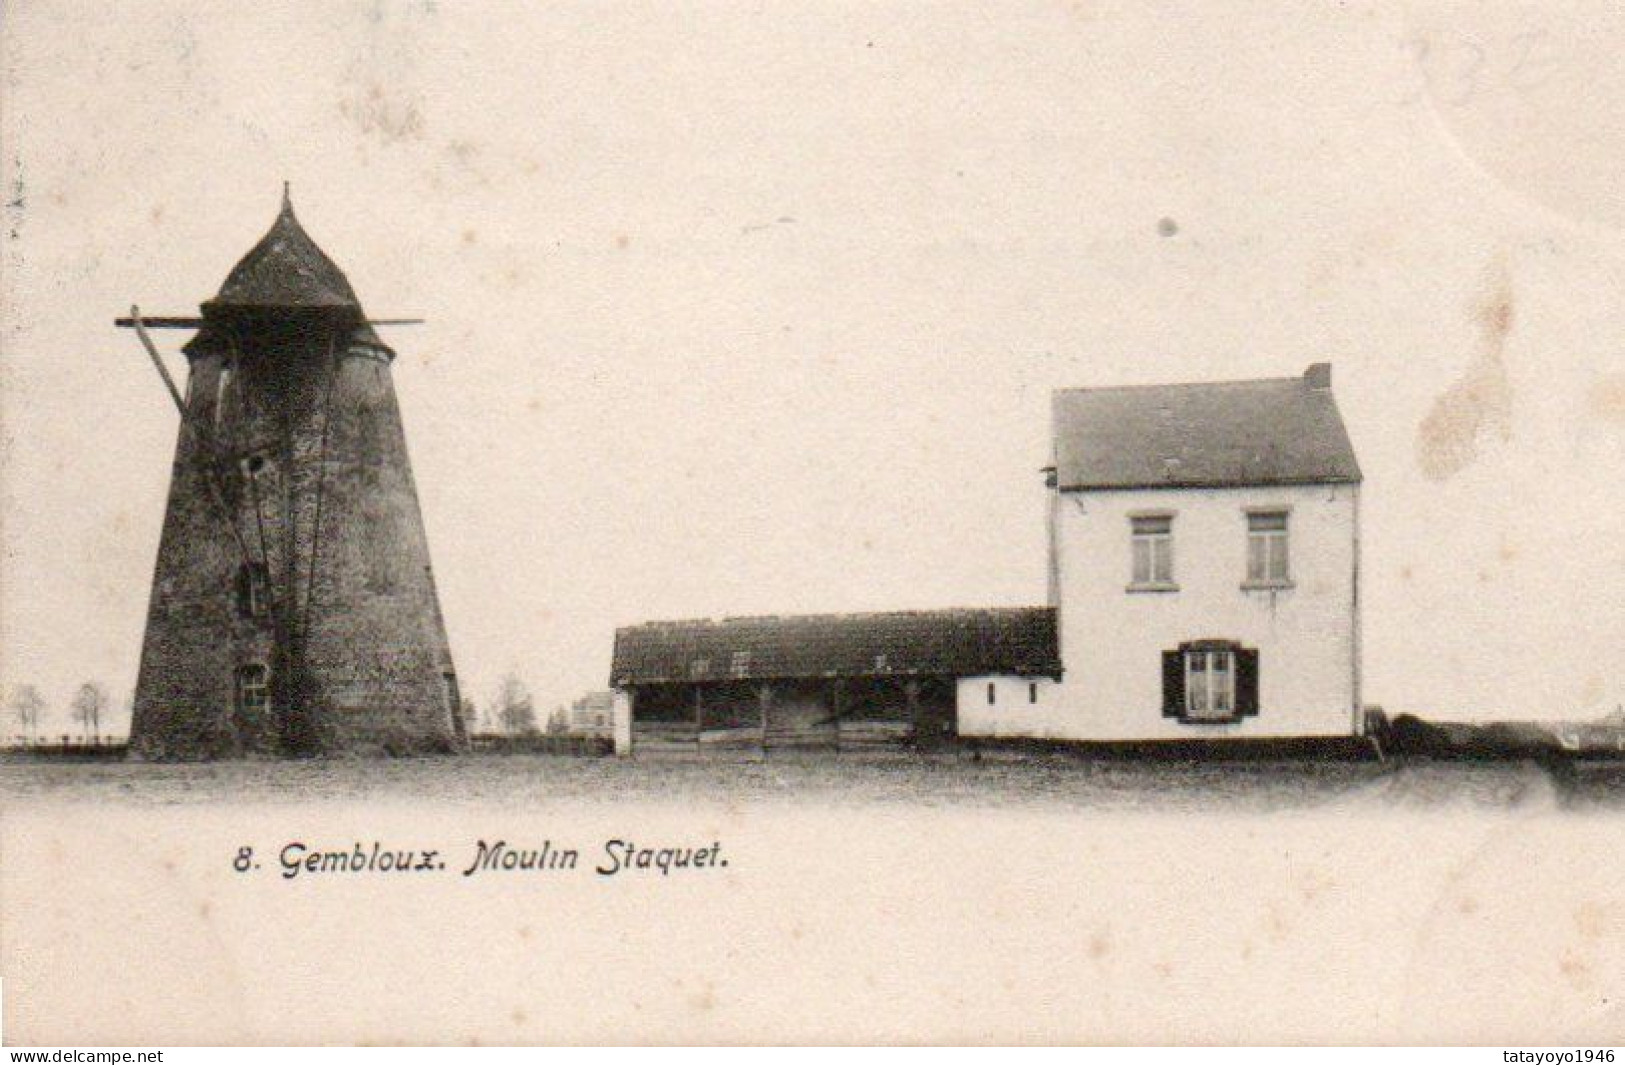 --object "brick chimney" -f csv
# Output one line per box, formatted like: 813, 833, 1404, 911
1304, 362, 1332, 390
